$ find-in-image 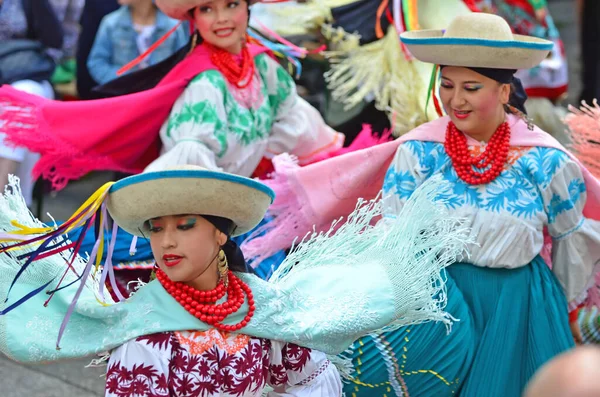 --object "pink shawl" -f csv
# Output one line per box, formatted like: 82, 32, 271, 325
0, 44, 268, 190
242, 114, 600, 306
